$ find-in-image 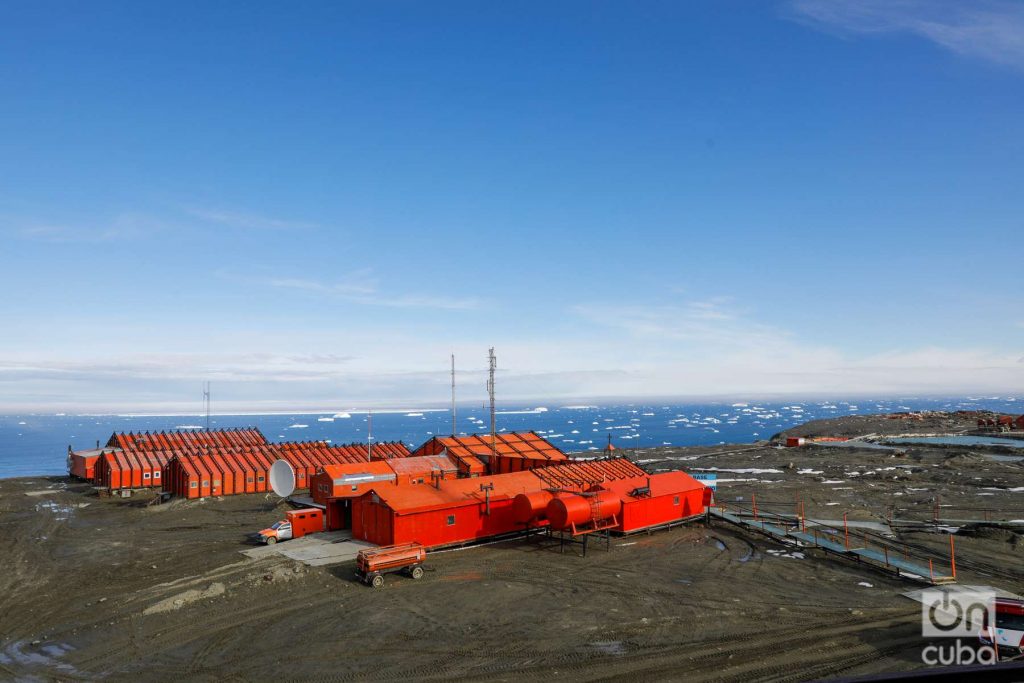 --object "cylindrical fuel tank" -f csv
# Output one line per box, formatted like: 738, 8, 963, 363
546, 491, 622, 530
512, 490, 555, 523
